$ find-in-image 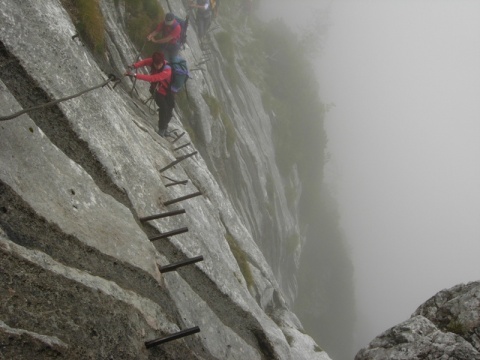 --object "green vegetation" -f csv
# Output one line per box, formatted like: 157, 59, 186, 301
60, 0, 106, 55
214, 31, 240, 86
225, 17, 328, 197
227, 18, 354, 359
214, 31, 235, 63
294, 191, 355, 360
176, 91, 201, 145
202, 92, 221, 120
286, 233, 301, 255
221, 111, 236, 151
196, 6, 353, 358
176, 90, 196, 120
225, 231, 254, 290
202, 92, 237, 151
60, 0, 163, 59
121, 0, 164, 56
446, 319, 468, 335
257, 19, 327, 178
